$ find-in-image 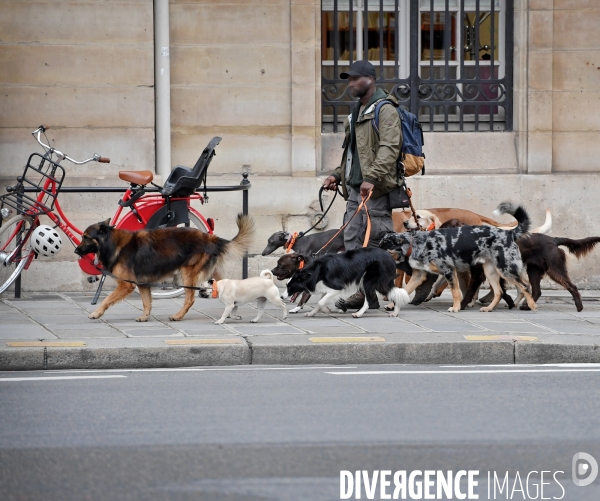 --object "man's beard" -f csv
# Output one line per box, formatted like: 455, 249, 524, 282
350, 86, 369, 99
